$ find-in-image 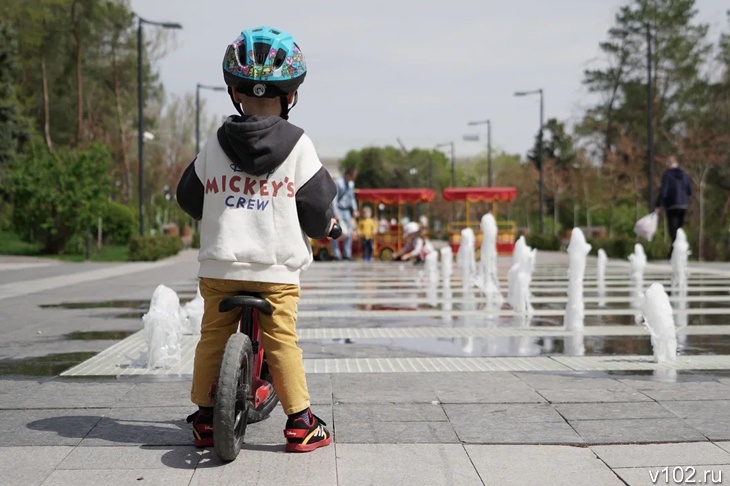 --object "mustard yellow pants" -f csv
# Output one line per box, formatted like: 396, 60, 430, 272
191, 277, 310, 415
